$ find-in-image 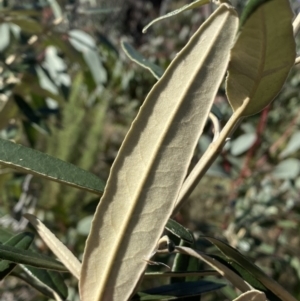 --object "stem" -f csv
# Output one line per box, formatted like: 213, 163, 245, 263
293, 13, 300, 36
173, 98, 249, 215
